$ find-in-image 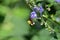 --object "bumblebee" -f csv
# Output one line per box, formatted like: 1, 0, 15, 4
27, 18, 35, 26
